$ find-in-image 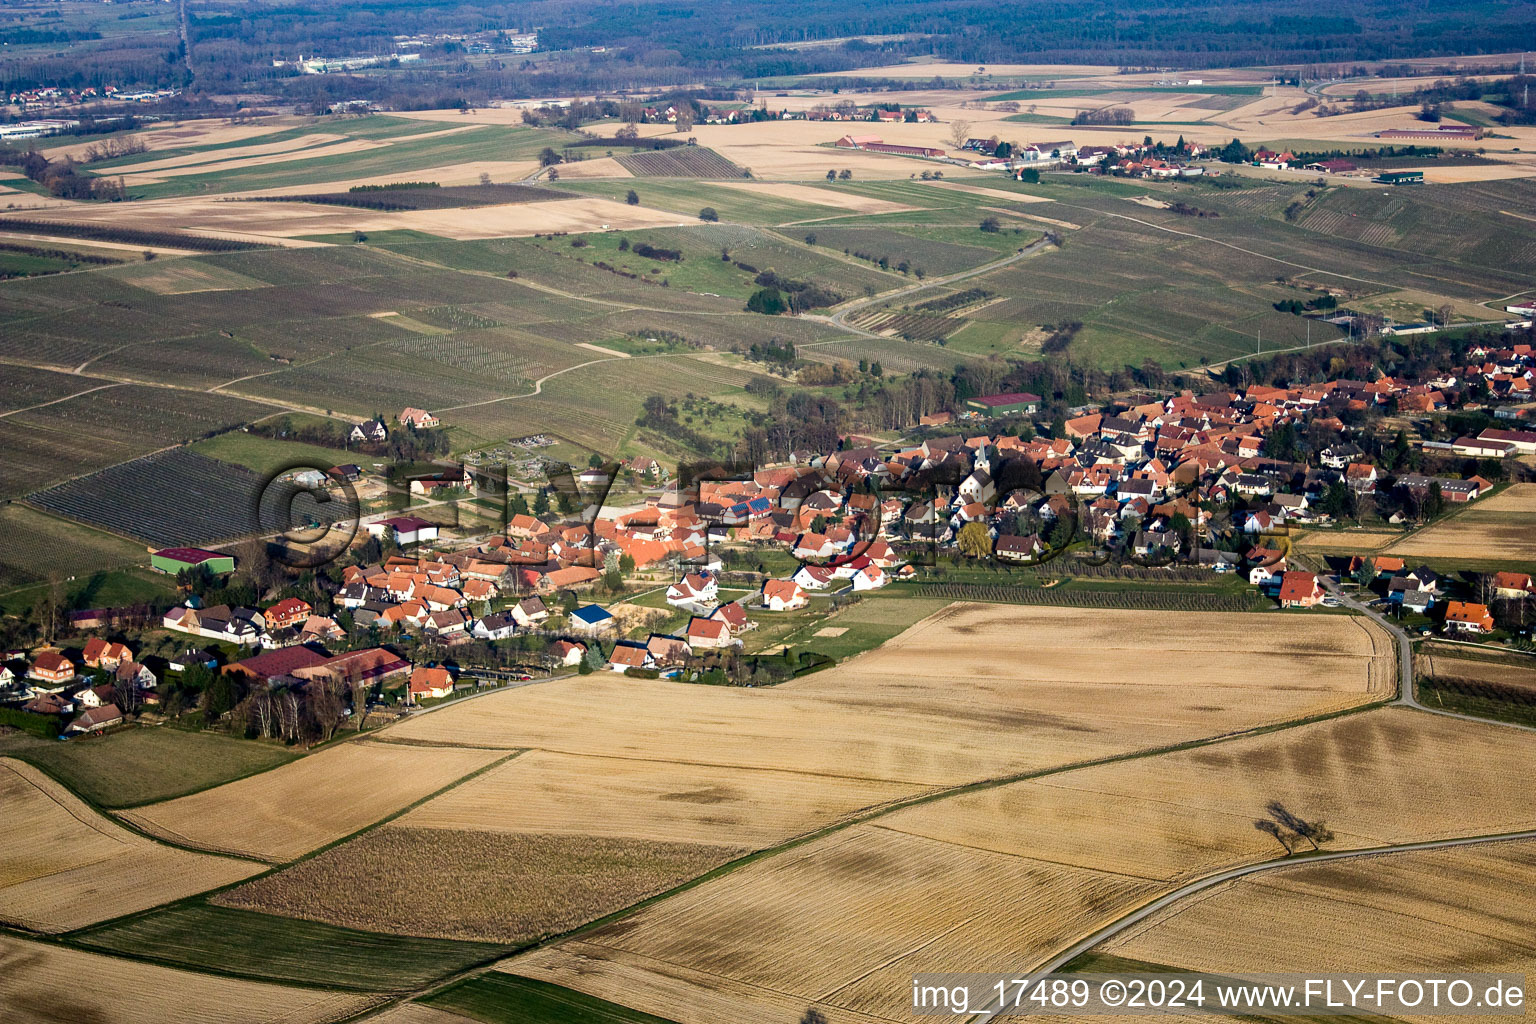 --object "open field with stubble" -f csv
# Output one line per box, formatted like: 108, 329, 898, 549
389, 604, 1393, 787
1383, 484, 1536, 563
395, 747, 921, 847
505, 708, 1536, 1024
119, 740, 508, 862
1104, 839, 1536, 980
0, 758, 261, 933
216, 826, 743, 943
0, 934, 381, 1024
